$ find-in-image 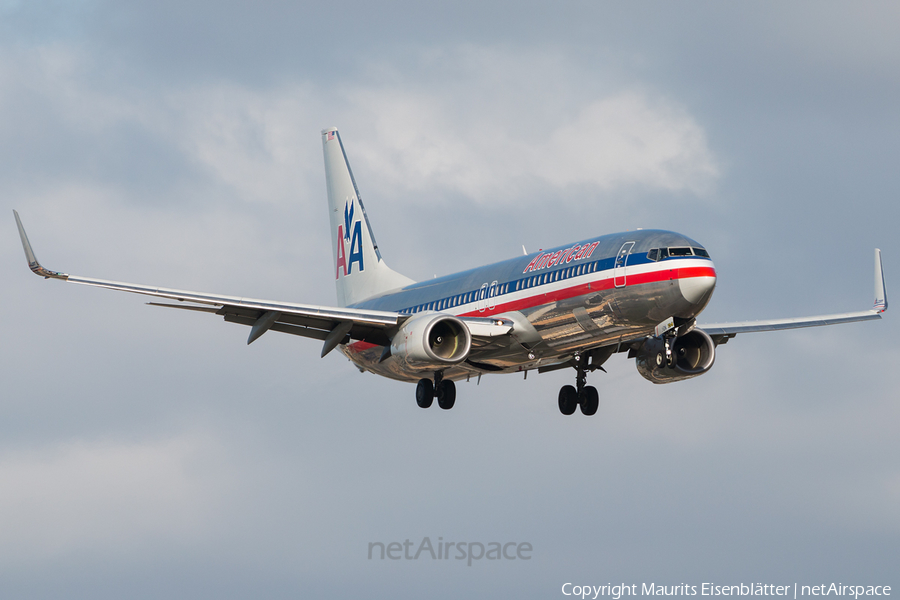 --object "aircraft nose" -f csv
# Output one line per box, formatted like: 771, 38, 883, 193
678, 266, 717, 308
